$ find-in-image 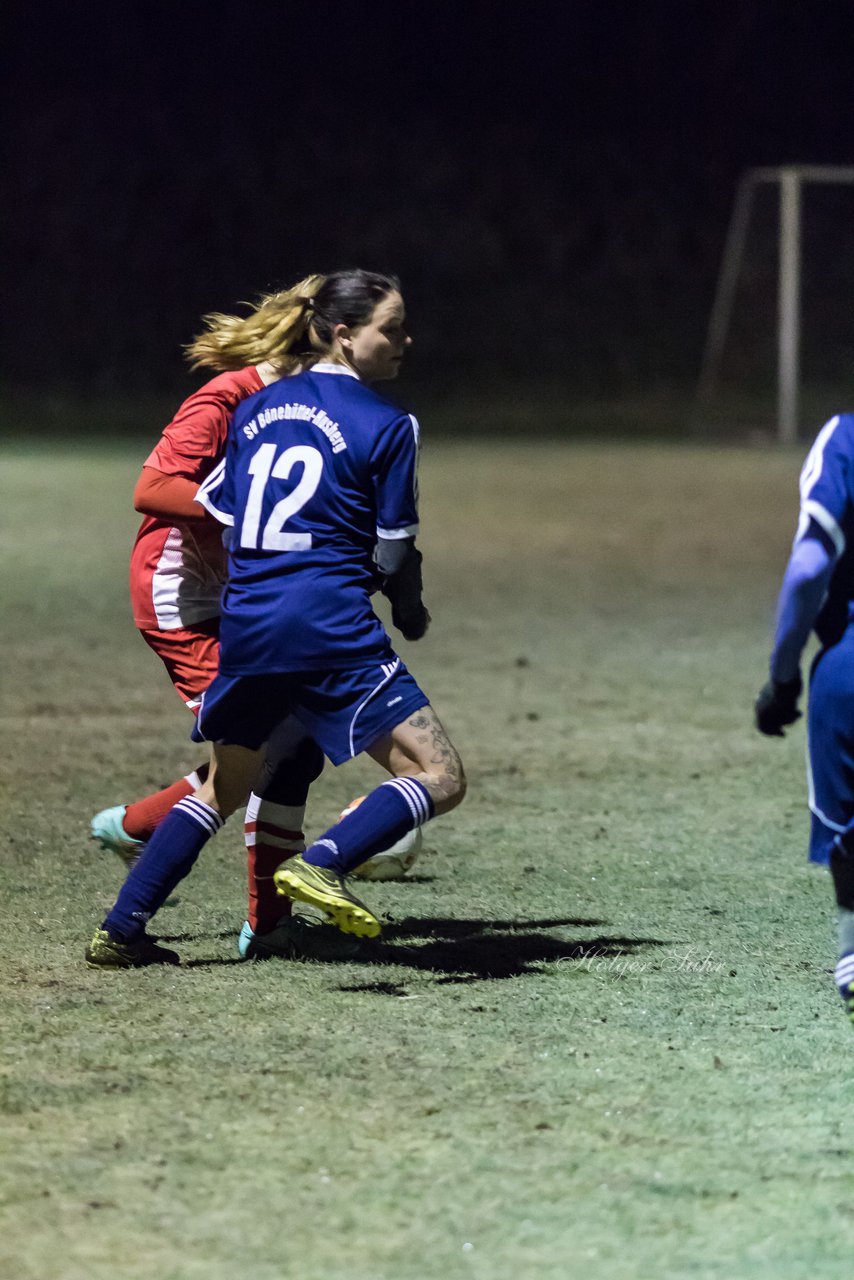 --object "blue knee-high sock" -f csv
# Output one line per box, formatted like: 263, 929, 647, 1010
103, 797, 223, 942
303, 778, 434, 875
